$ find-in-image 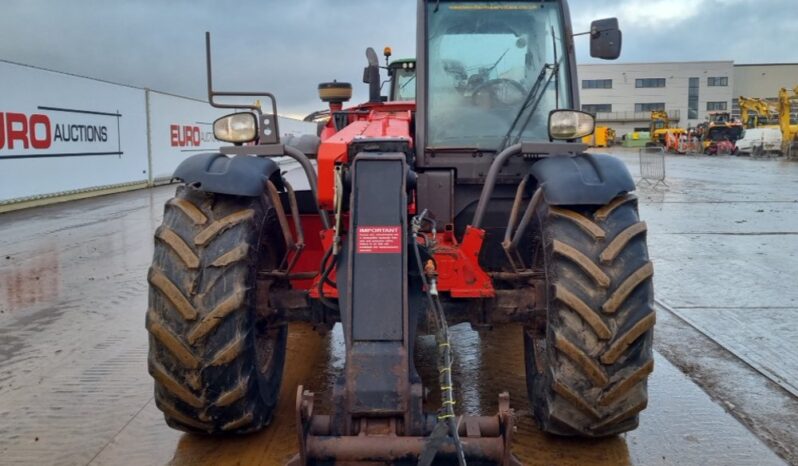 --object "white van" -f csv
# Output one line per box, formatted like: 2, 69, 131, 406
736, 127, 782, 156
